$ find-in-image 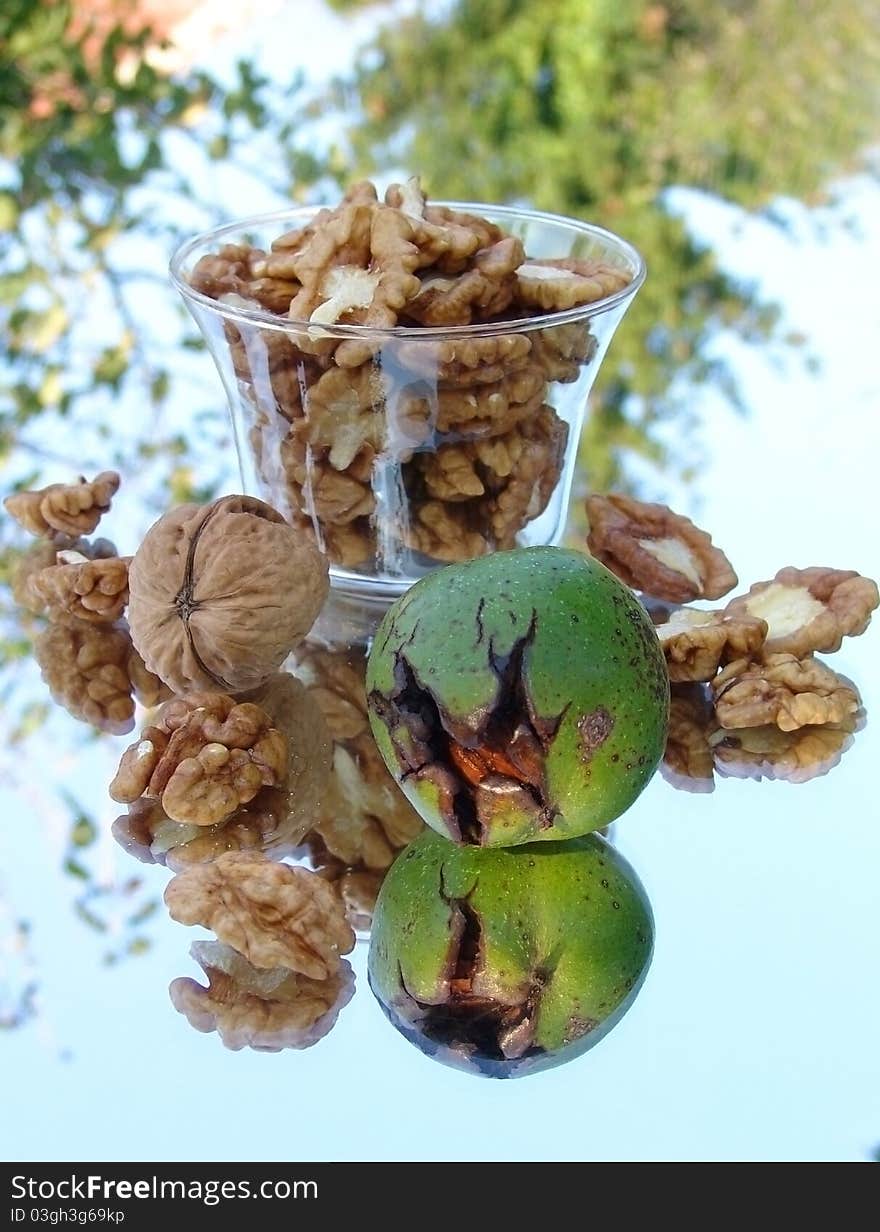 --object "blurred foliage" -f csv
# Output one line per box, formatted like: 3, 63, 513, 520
61, 789, 159, 967
0, 912, 37, 1031
0, 0, 300, 475
0, 0, 310, 690
327, 0, 880, 492
0, 1, 309, 990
